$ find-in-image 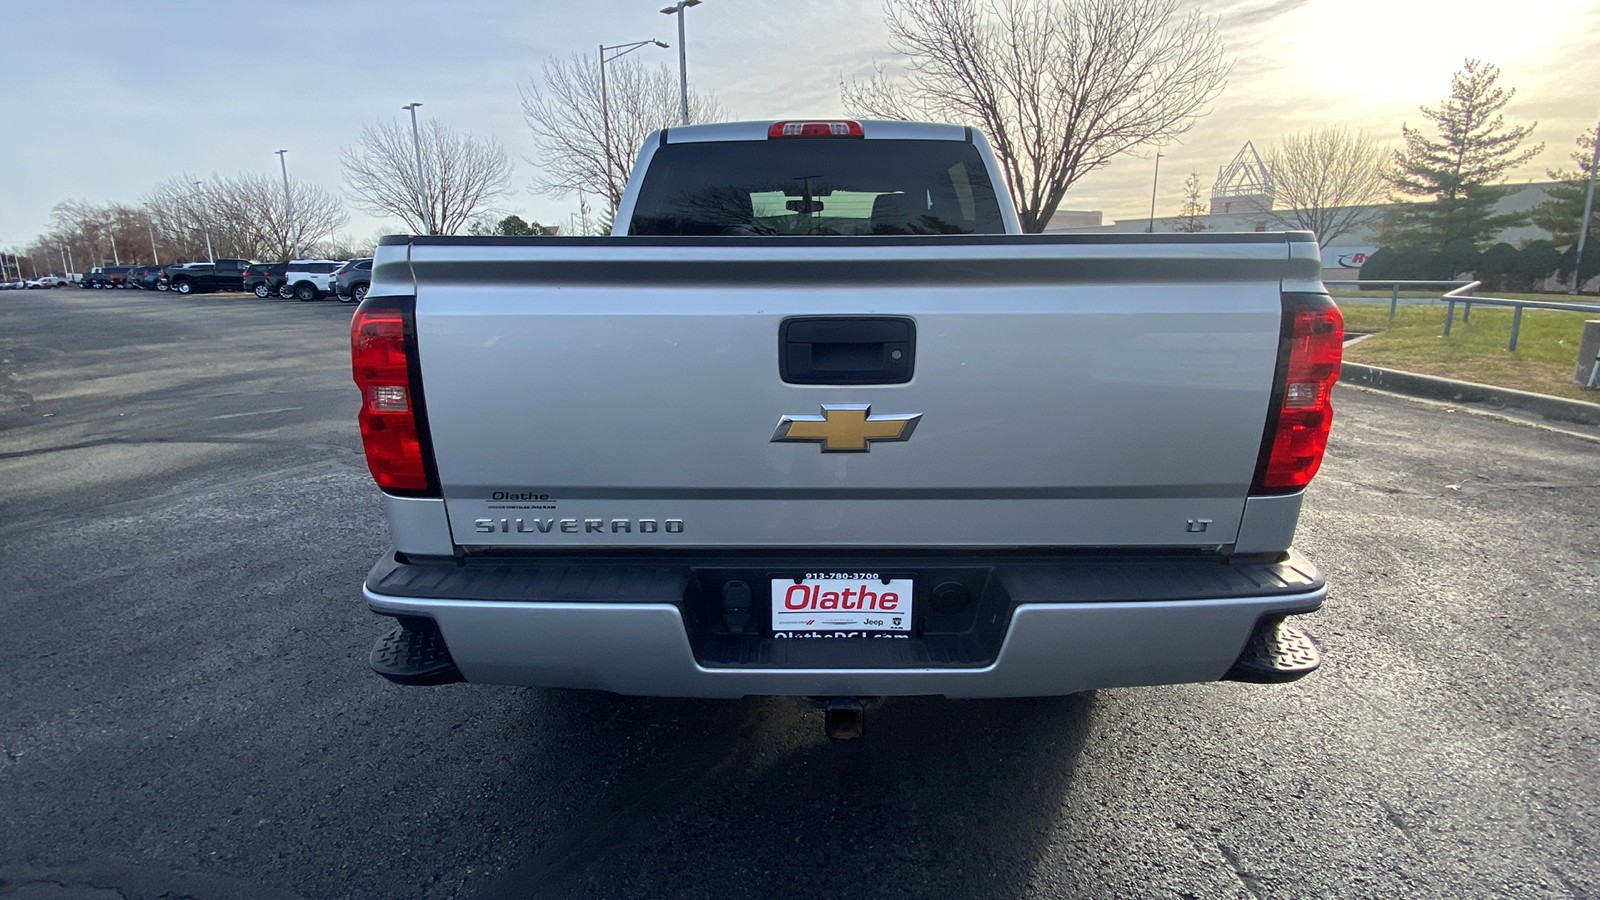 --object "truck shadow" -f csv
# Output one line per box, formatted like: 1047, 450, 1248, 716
474, 690, 1096, 899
